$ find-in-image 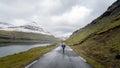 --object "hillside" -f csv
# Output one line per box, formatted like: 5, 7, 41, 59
0, 21, 59, 46
66, 0, 120, 68
0, 30, 58, 46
